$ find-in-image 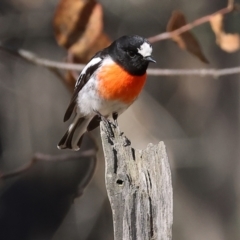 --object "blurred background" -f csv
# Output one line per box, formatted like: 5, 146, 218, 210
0, 0, 239, 239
